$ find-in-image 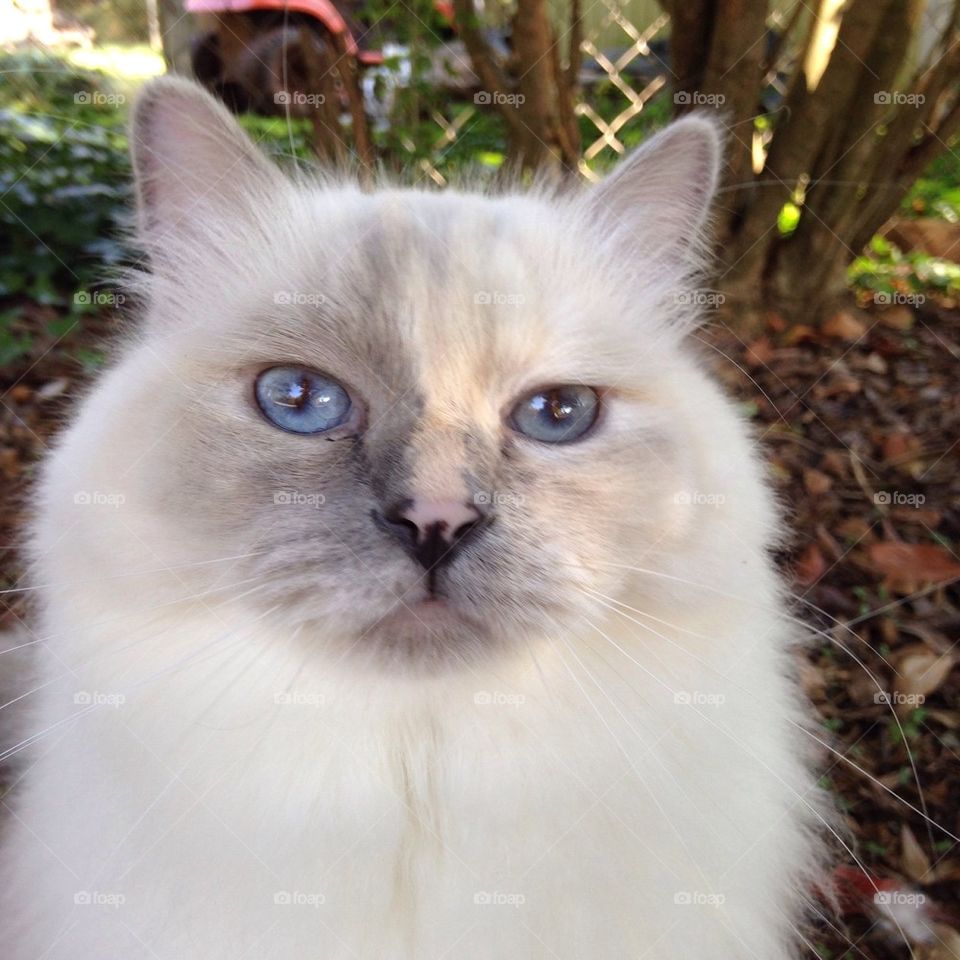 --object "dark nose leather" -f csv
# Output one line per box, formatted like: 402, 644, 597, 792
372, 498, 487, 571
